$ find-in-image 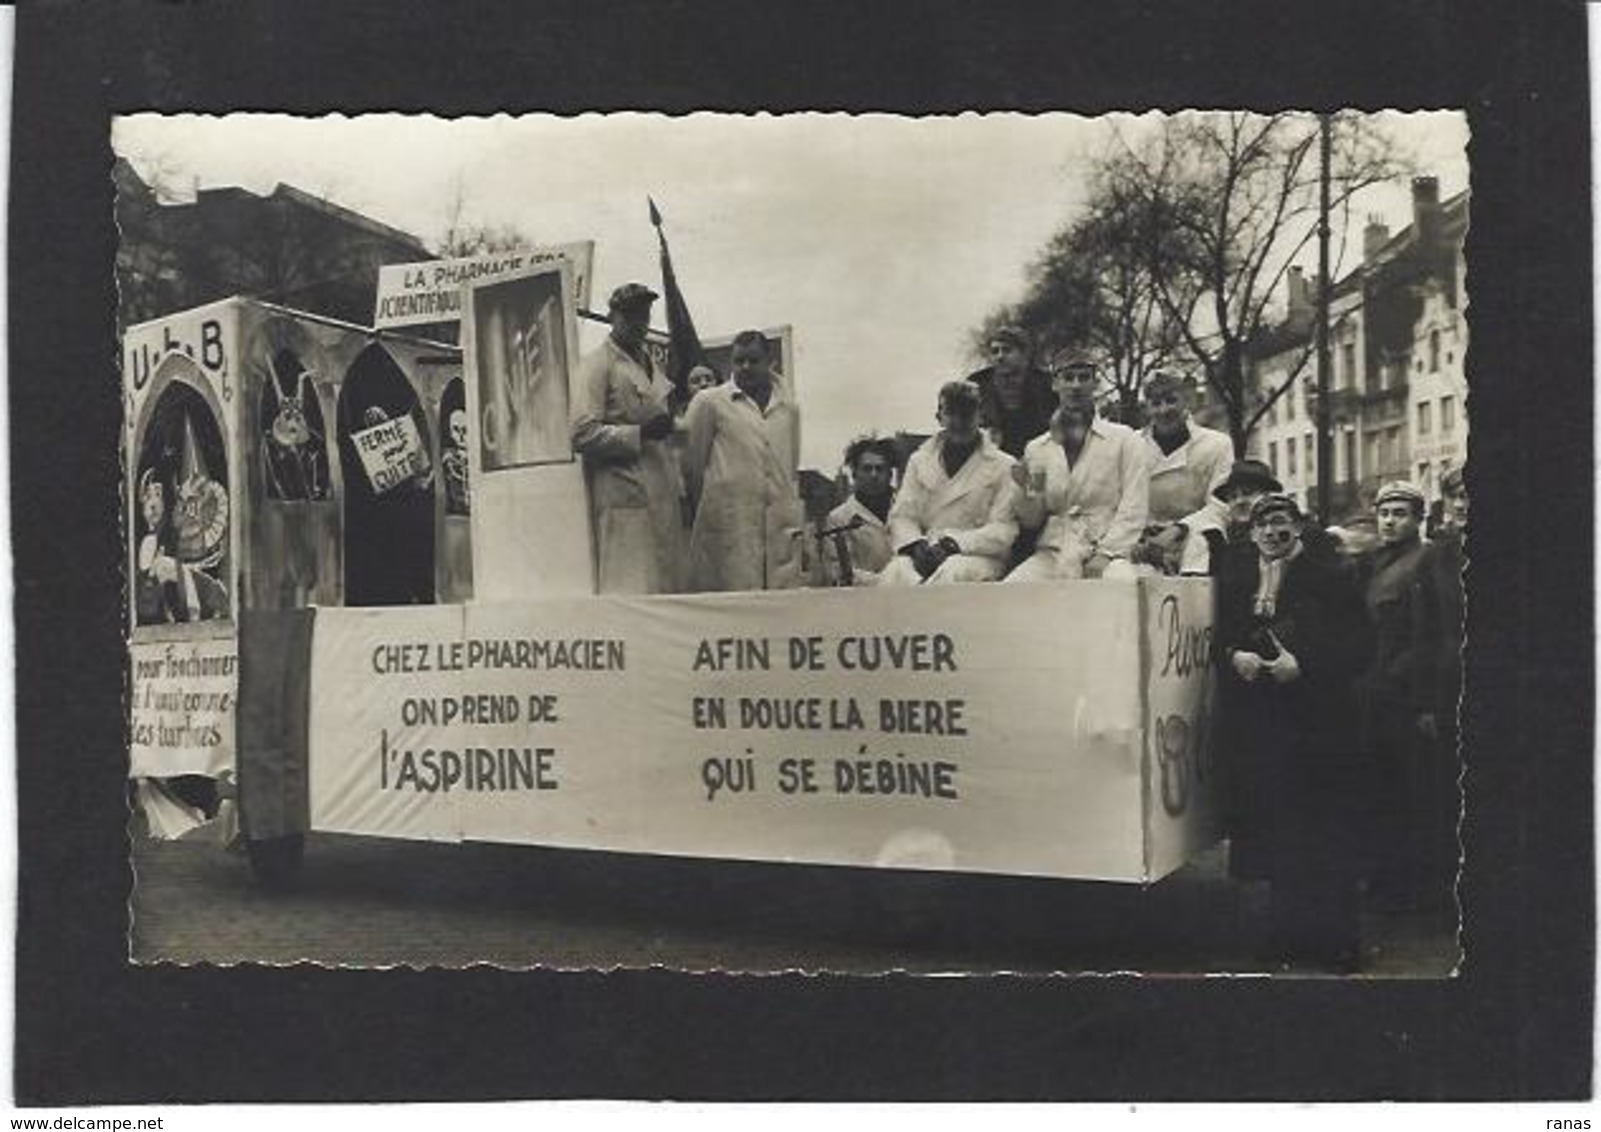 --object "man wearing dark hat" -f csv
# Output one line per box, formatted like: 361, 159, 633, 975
879, 380, 1020, 586
1179, 458, 1281, 575
1407, 467, 1467, 916
968, 325, 1059, 461
1215, 492, 1373, 970
571, 282, 686, 594
1353, 479, 1436, 910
